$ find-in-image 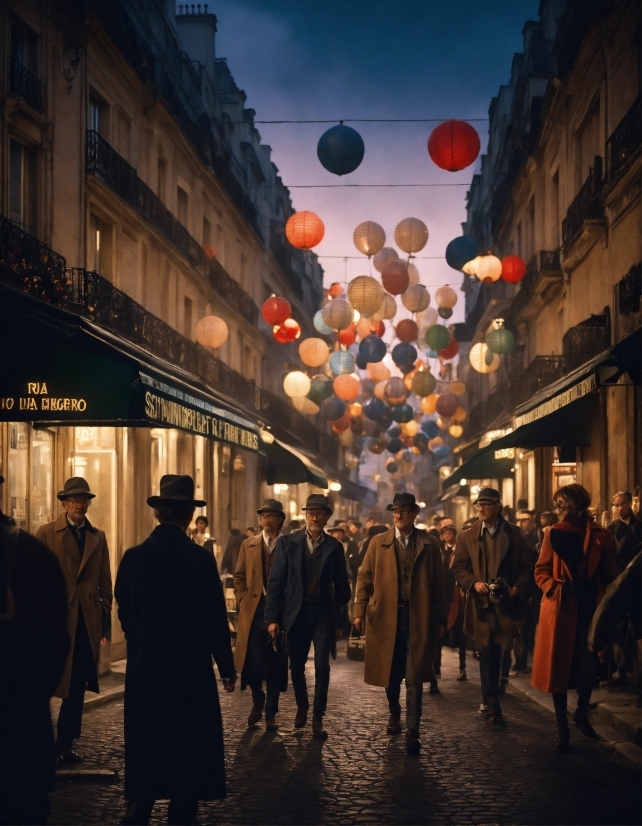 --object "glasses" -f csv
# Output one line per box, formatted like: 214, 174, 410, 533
66, 498, 90, 507
306, 511, 326, 520
475, 502, 497, 510
392, 509, 413, 517
552, 501, 567, 511
260, 513, 280, 519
